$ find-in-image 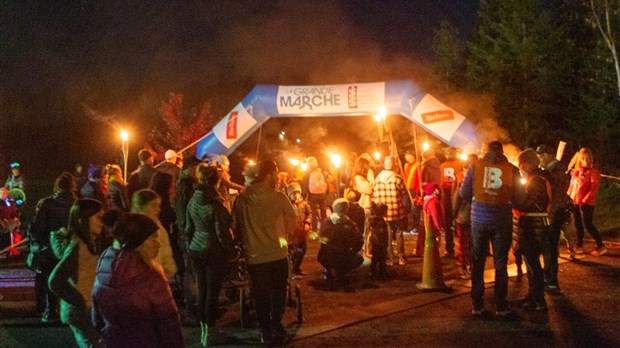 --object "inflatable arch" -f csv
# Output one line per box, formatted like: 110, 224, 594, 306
196, 80, 479, 159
